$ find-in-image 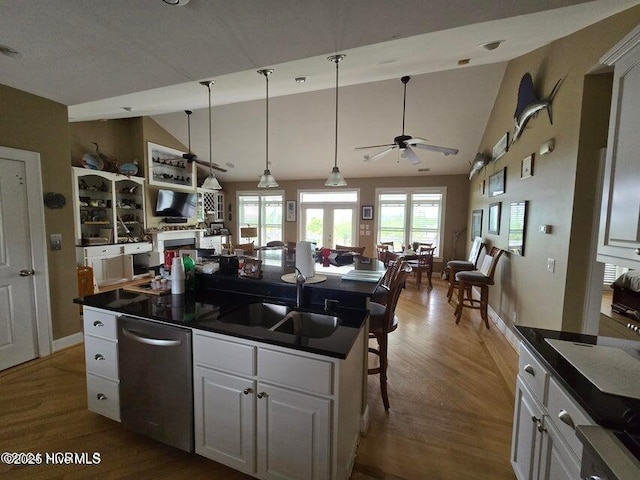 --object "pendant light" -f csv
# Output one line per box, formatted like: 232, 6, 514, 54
325, 54, 347, 187
200, 80, 222, 190
257, 69, 279, 188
